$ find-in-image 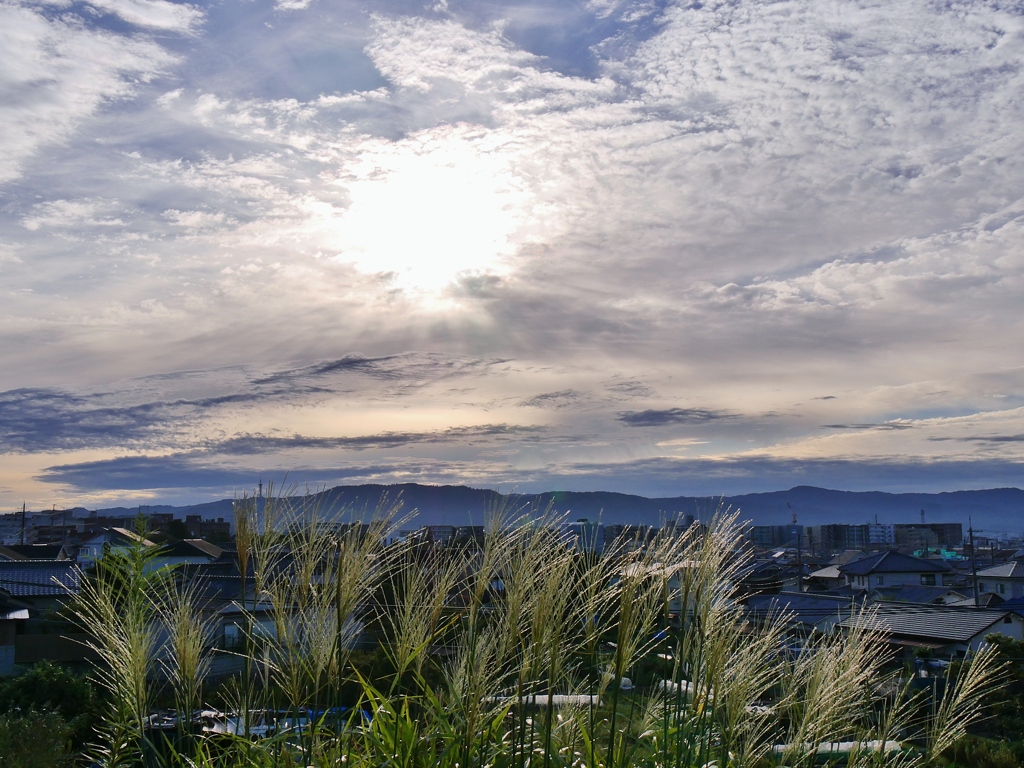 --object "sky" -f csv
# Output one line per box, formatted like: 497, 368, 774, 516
2, 0, 1024, 510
